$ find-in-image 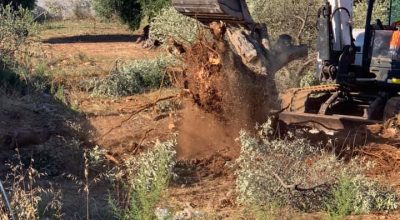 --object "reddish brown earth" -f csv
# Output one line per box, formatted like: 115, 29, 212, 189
176, 102, 240, 160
